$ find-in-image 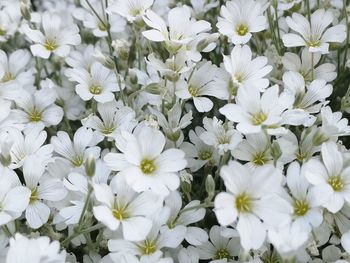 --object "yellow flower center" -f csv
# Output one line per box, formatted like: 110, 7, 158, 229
307, 40, 321, 47
2, 72, 15, 82
101, 125, 115, 135
28, 109, 42, 122
328, 175, 344, 192
89, 85, 102, 95
0, 28, 6, 36
98, 22, 107, 31
293, 199, 309, 216
215, 248, 230, 259
71, 155, 84, 167
188, 85, 199, 97
30, 188, 38, 204
251, 111, 267, 125
44, 38, 58, 51
112, 207, 128, 221
236, 24, 249, 36
140, 240, 157, 255
140, 159, 156, 174
235, 193, 253, 213
253, 152, 268, 166
199, 150, 212, 160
